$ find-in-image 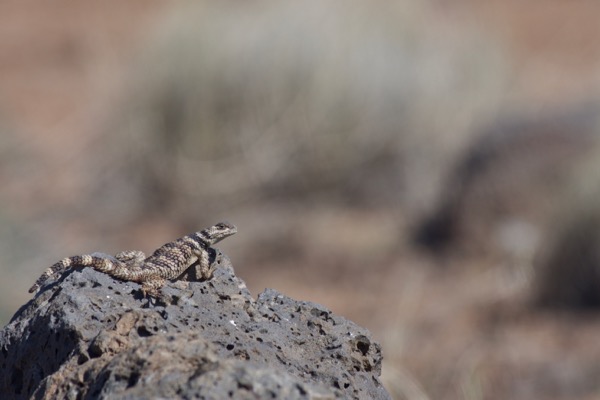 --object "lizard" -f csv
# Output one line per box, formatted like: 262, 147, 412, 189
28, 222, 237, 298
